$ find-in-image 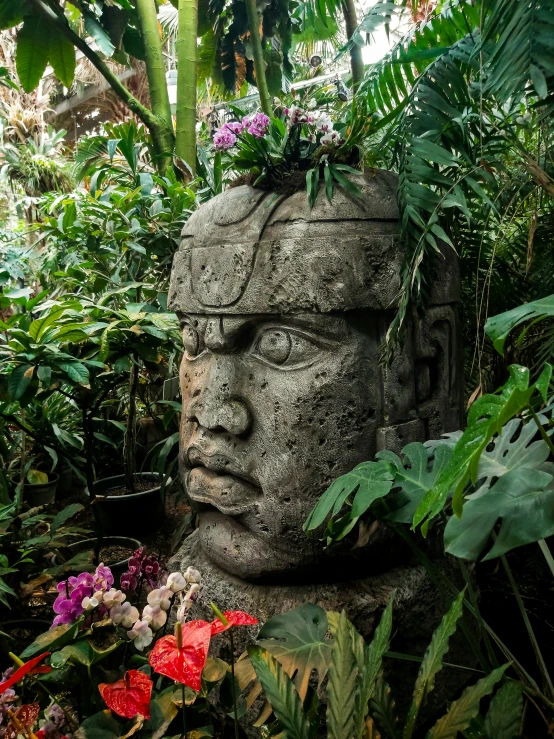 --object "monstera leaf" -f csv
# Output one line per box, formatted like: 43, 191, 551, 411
444, 468, 554, 561
303, 460, 394, 536
472, 418, 550, 497
257, 604, 332, 698
241, 604, 332, 728
413, 363, 552, 531
378, 442, 453, 524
